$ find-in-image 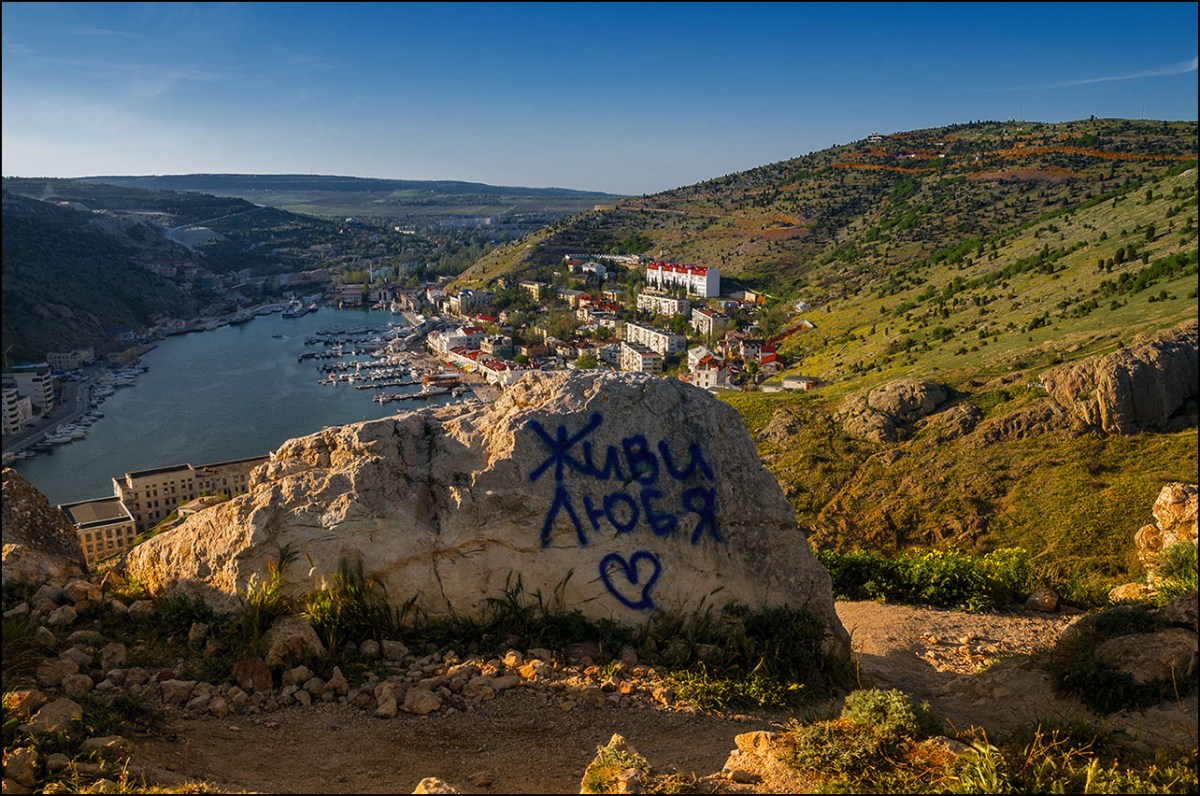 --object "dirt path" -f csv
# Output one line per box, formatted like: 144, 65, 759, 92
127, 601, 1193, 793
